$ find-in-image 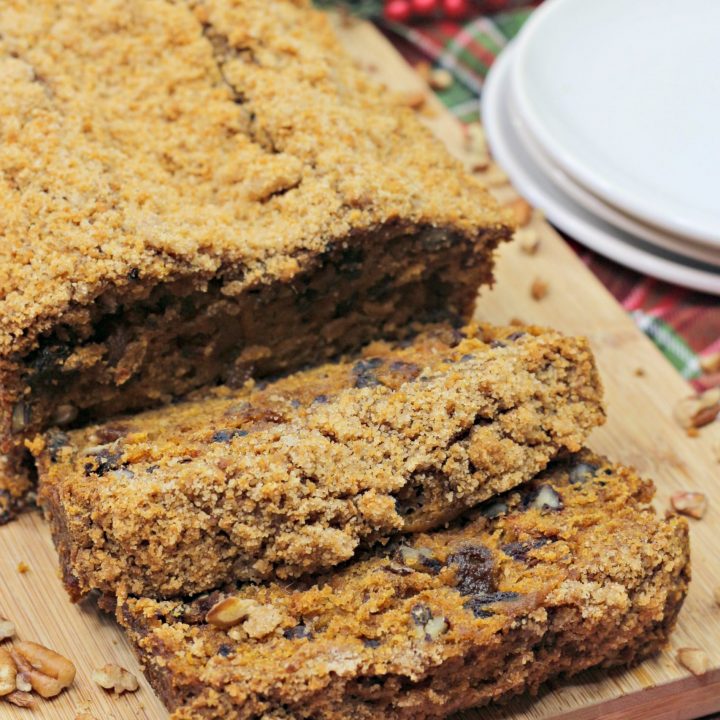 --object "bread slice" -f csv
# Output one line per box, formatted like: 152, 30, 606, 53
35, 323, 604, 599
114, 450, 689, 720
